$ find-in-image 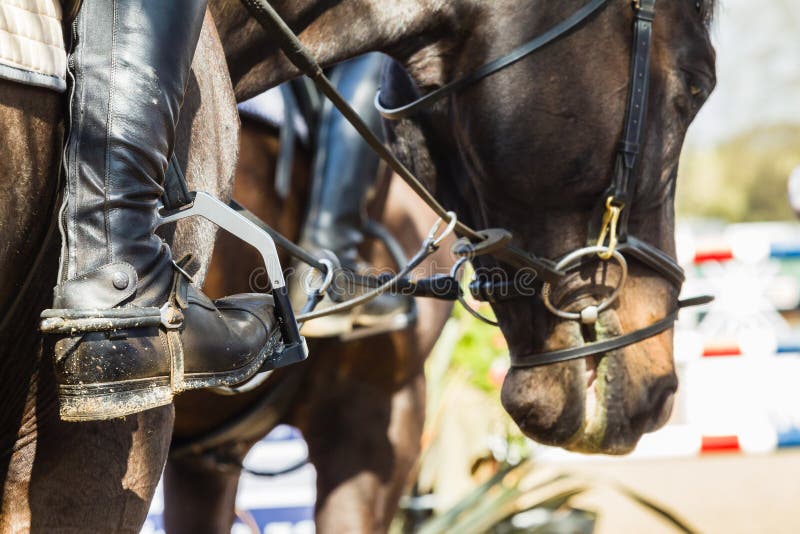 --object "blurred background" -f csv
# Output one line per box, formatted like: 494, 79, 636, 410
144, 1, 800, 532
